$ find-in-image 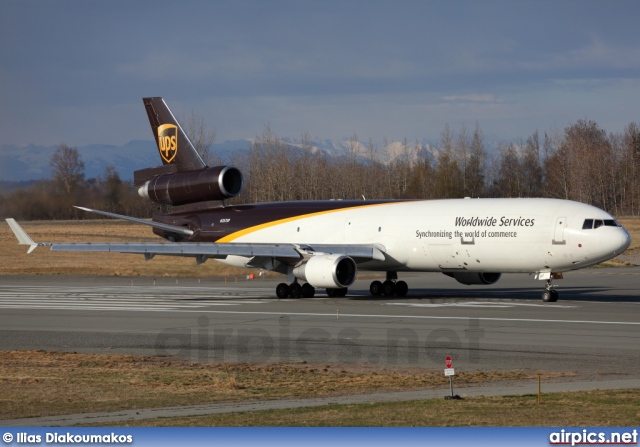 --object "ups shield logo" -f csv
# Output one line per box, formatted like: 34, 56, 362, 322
158, 124, 178, 163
